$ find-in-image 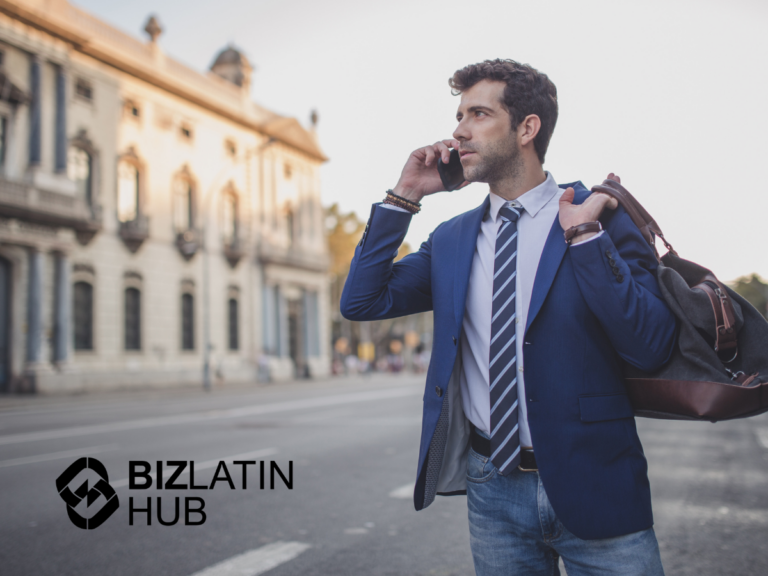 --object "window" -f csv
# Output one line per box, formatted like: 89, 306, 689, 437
0, 116, 6, 167
180, 125, 192, 140
181, 293, 194, 350
68, 147, 92, 206
173, 177, 194, 232
124, 287, 141, 350
222, 191, 237, 245
117, 160, 139, 222
73, 282, 93, 350
228, 298, 239, 351
75, 78, 92, 101
286, 208, 295, 248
